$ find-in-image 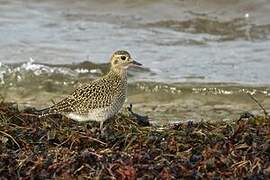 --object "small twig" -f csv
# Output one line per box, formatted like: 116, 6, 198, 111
8, 123, 32, 130
247, 93, 268, 117
88, 151, 103, 159
0, 130, 21, 149
74, 165, 85, 175
56, 135, 72, 147
106, 165, 117, 180
79, 133, 107, 146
